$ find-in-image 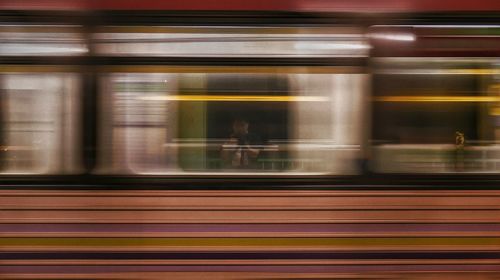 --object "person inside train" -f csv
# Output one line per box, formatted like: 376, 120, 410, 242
220, 118, 261, 169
